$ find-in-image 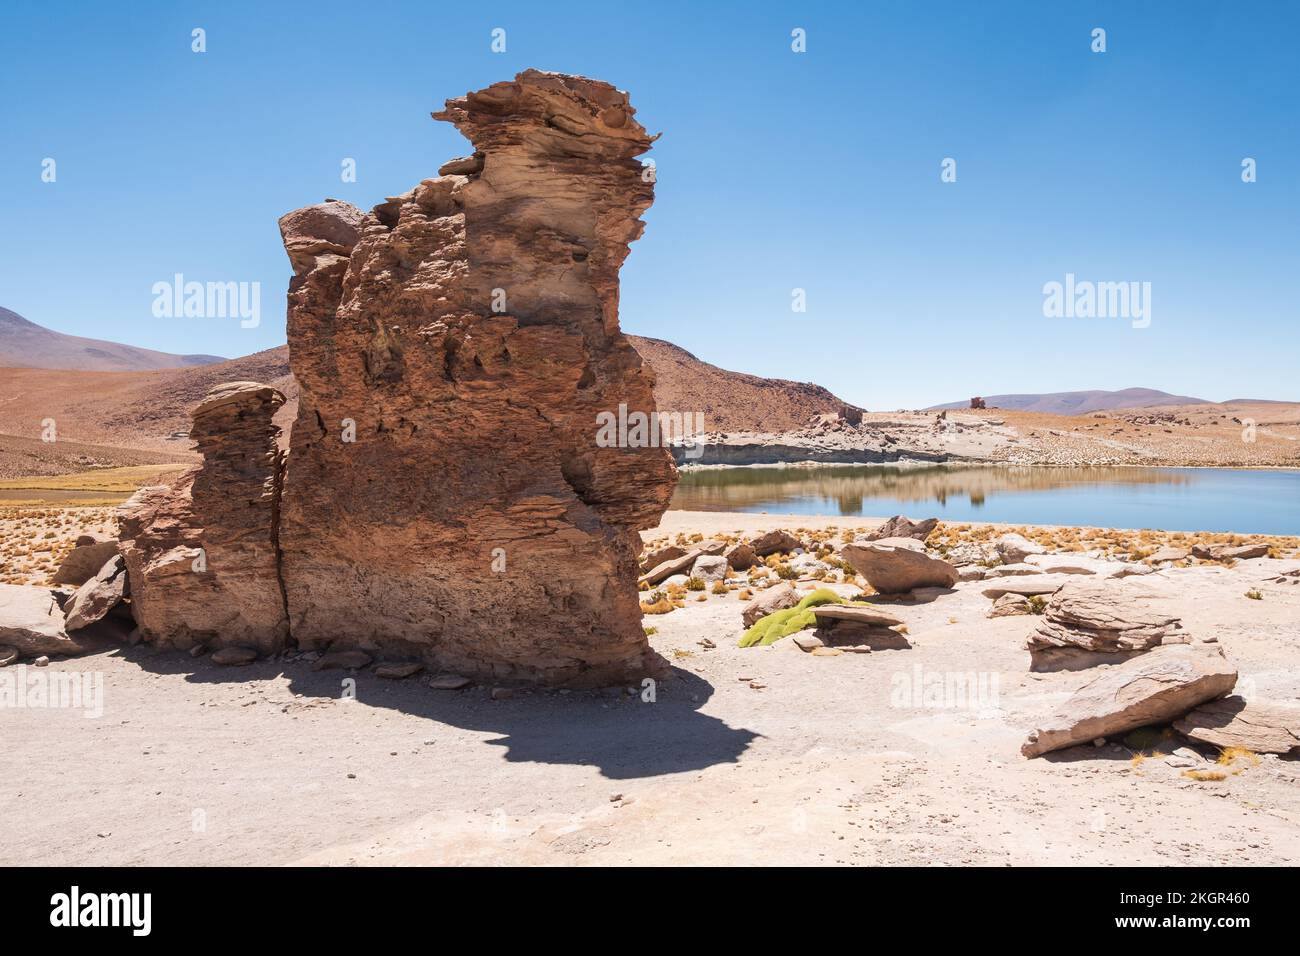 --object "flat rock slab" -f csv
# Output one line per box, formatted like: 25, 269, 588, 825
1022, 644, 1237, 757
842, 543, 957, 594
981, 575, 1077, 599
1192, 543, 1269, 561
1173, 696, 1300, 754
640, 548, 704, 586
429, 674, 473, 690
376, 662, 425, 679
812, 603, 905, 627
314, 651, 374, 671
211, 646, 258, 666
